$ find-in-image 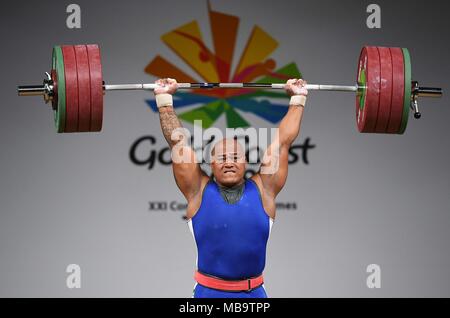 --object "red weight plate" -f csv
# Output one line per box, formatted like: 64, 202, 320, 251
61, 46, 79, 132
356, 46, 380, 133
386, 48, 404, 134
51, 69, 58, 111
74, 45, 91, 132
375, 47, 393, 133
86, 44, 103, 132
